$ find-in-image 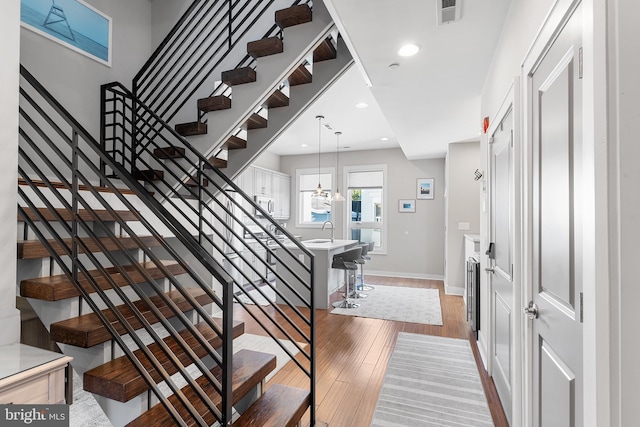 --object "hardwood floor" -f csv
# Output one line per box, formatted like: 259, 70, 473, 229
233, 276, 509, 427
